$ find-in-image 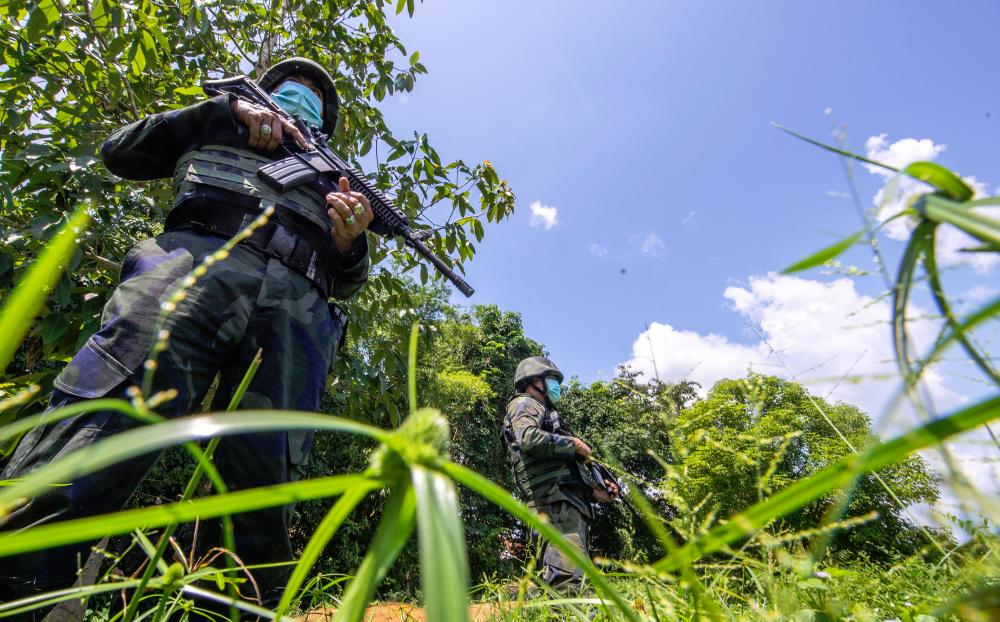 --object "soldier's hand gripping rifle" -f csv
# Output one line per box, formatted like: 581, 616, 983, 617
587, 460, 645, 522
203, 75, 475, 297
